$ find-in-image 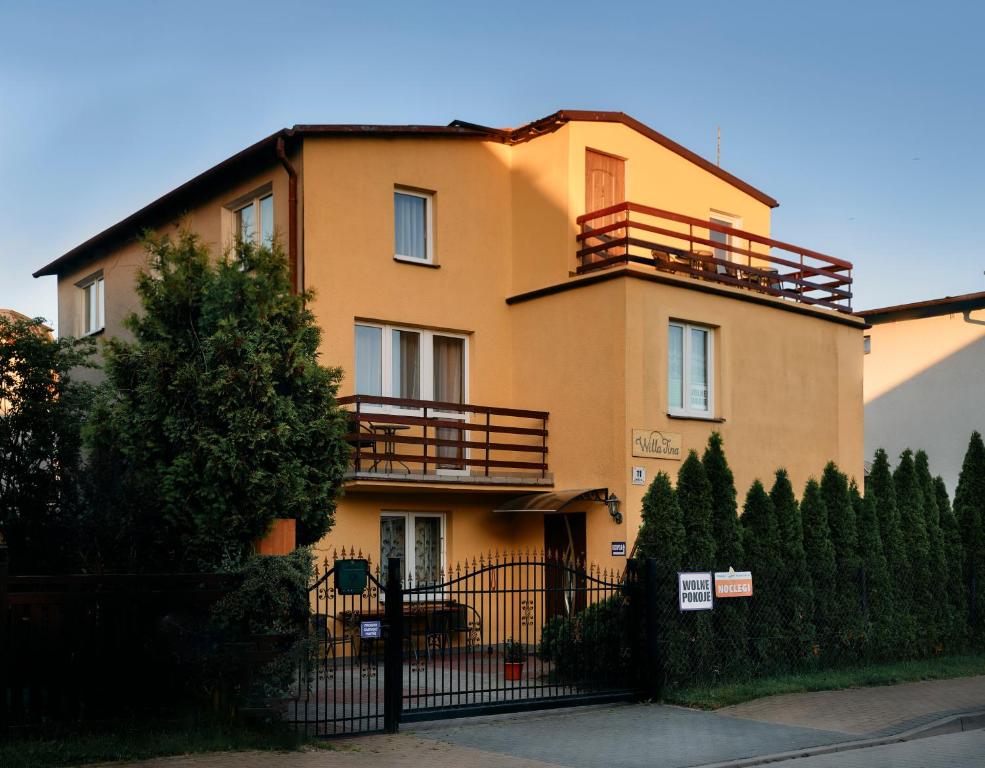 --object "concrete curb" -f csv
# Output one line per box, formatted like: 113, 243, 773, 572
691, 708, 985, 768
